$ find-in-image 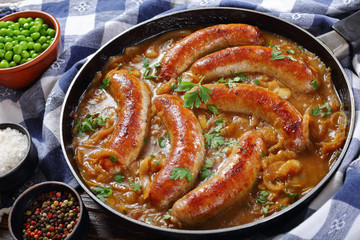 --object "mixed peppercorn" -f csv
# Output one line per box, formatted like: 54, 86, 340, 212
22, 190, 80, 240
